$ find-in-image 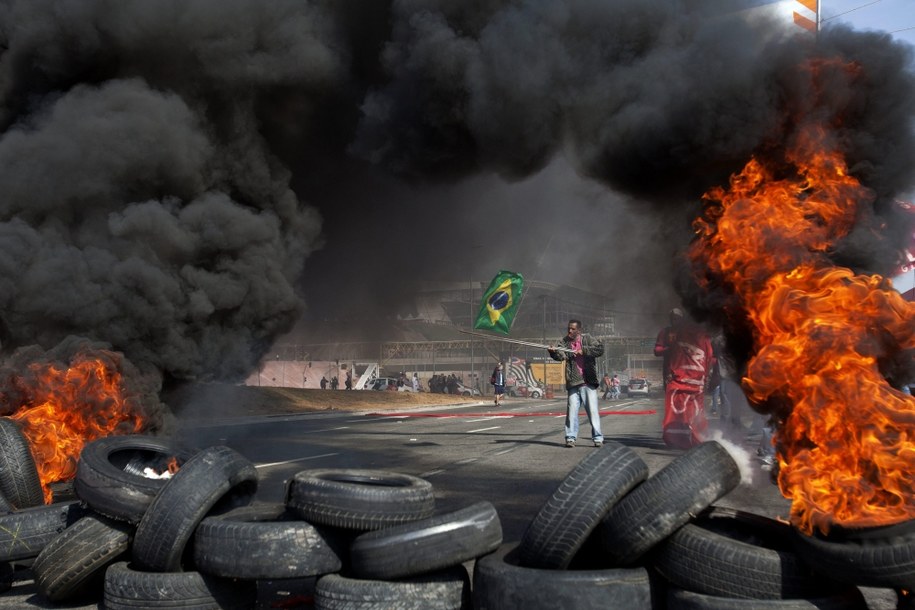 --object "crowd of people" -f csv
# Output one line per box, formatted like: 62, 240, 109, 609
427, 373, 464, 394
